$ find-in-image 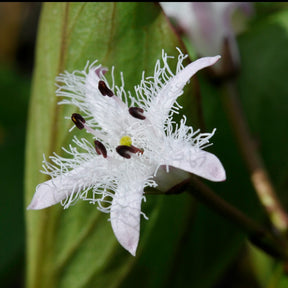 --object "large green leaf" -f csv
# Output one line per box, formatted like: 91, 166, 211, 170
25, 3, 192, 288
